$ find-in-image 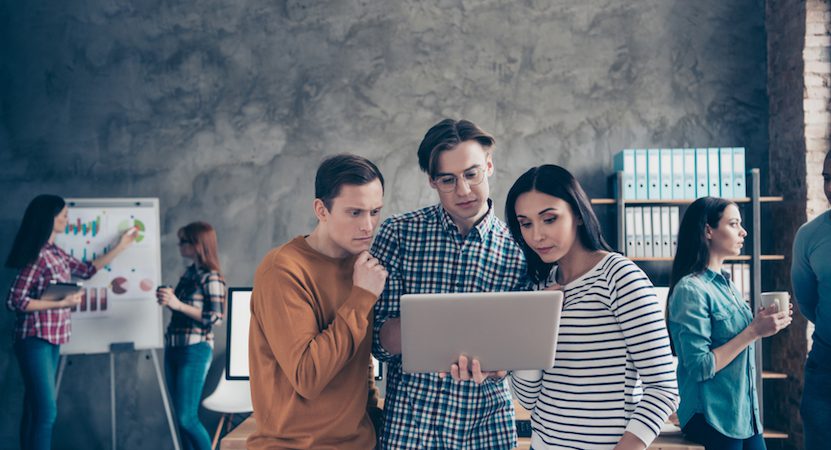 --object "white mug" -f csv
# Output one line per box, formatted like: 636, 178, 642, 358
760, 291, 790, 313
